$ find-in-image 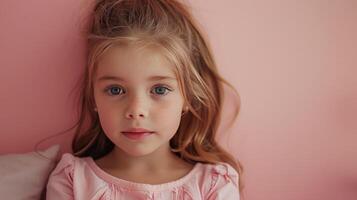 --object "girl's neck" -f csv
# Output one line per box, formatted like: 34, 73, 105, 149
95, 143, 193, 174
94, 144, 195, 184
